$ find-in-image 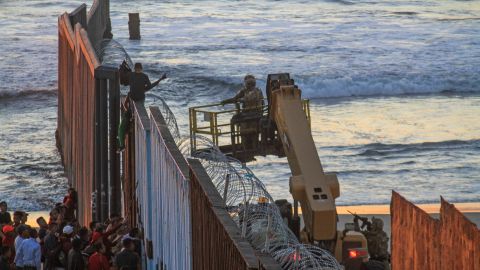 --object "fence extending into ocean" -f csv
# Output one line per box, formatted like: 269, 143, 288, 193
57, 1, 479, 269
57, 1, 281, 269
57, 0, 120, 226
391, 191, 480, 270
